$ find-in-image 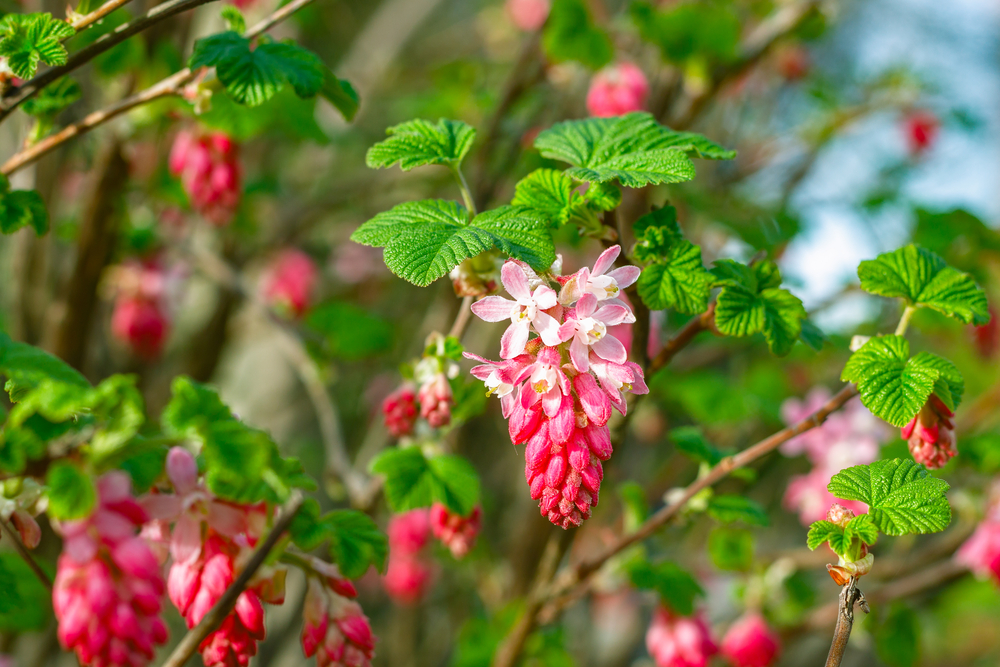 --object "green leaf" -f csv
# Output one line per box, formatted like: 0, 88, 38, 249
542, 0, 613, 69
827, 459, 951, 536
0, 177, 49, 236
290, 498, 327, 550
799, 319, 828, 351
711, 260, 806, 356
858, 244, 989, 325
845, 513, 878, 546
627, 560, 703, 615
220, 5, 246, 34
534, 113, 734, 189
369, 447, 481, 515
669, 426, 723, 465
707, 495, 769, 526
0, 333, 88, 397
189, 32, 326, 106
351, 200, 554, 286
21, 76, 81, 117
631, 1, 740, 65
366, 118, 476, 171
806, 520, 843, 551
320, 70, 359, 121
0, 13, 75, 79
46, 461, 96, 520
162, 377, 310, 503
511, 169, 575, 227
635, 231, 712, 314
708, 526, 754, 571
325, 510, 389, 578
840, 335, 960, 426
